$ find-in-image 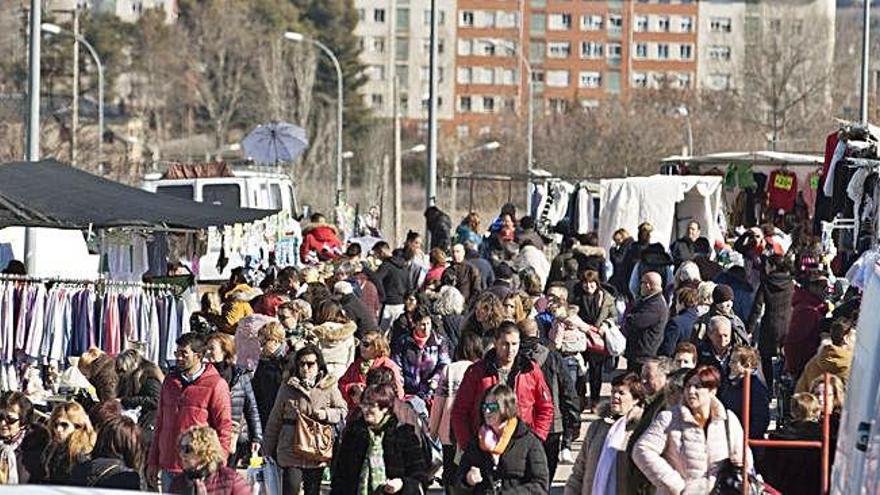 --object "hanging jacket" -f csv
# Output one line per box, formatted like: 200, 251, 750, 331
456, 419, 550, 494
